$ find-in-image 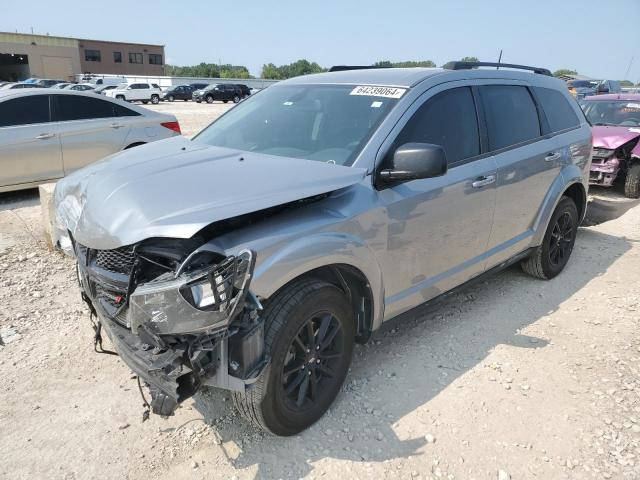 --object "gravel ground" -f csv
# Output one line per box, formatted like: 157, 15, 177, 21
1, 103, 639, 479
